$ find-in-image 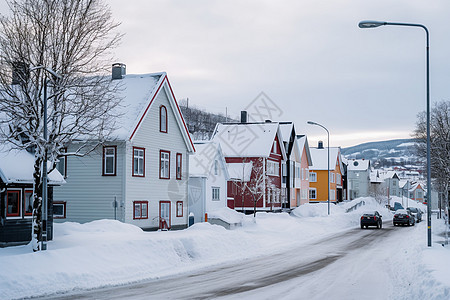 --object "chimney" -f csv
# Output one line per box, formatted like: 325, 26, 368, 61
11, 61, 30, 85
318, 140, 324, 149
240, 111, 248, 123
112, 63, 126, 80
